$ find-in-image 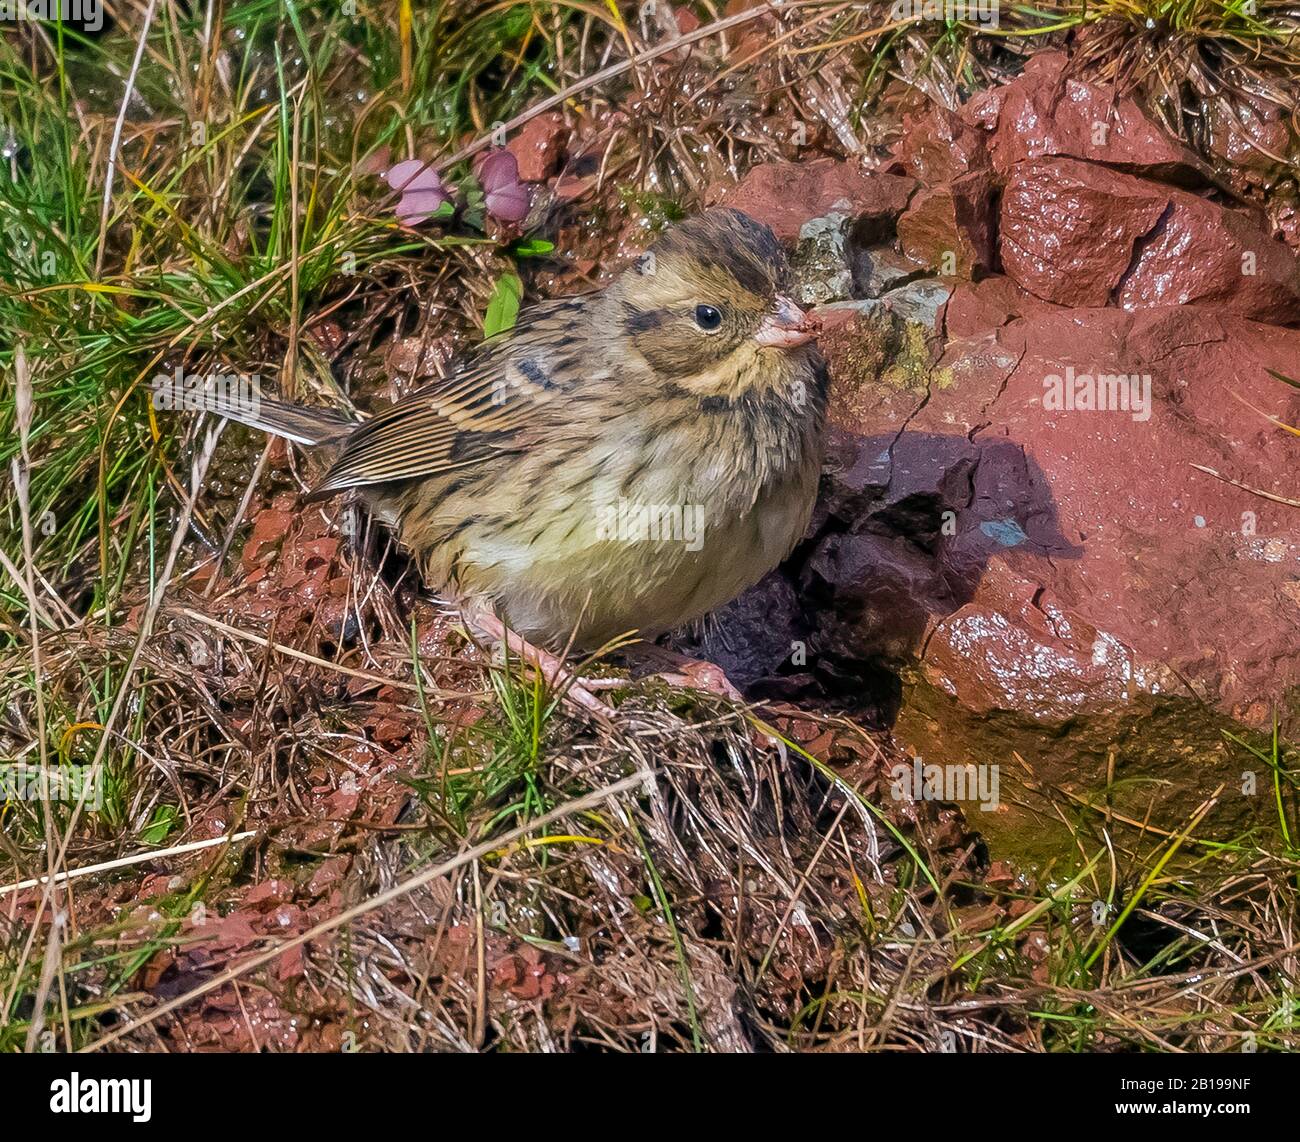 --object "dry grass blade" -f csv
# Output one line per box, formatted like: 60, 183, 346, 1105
80, 770, 651, 1053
